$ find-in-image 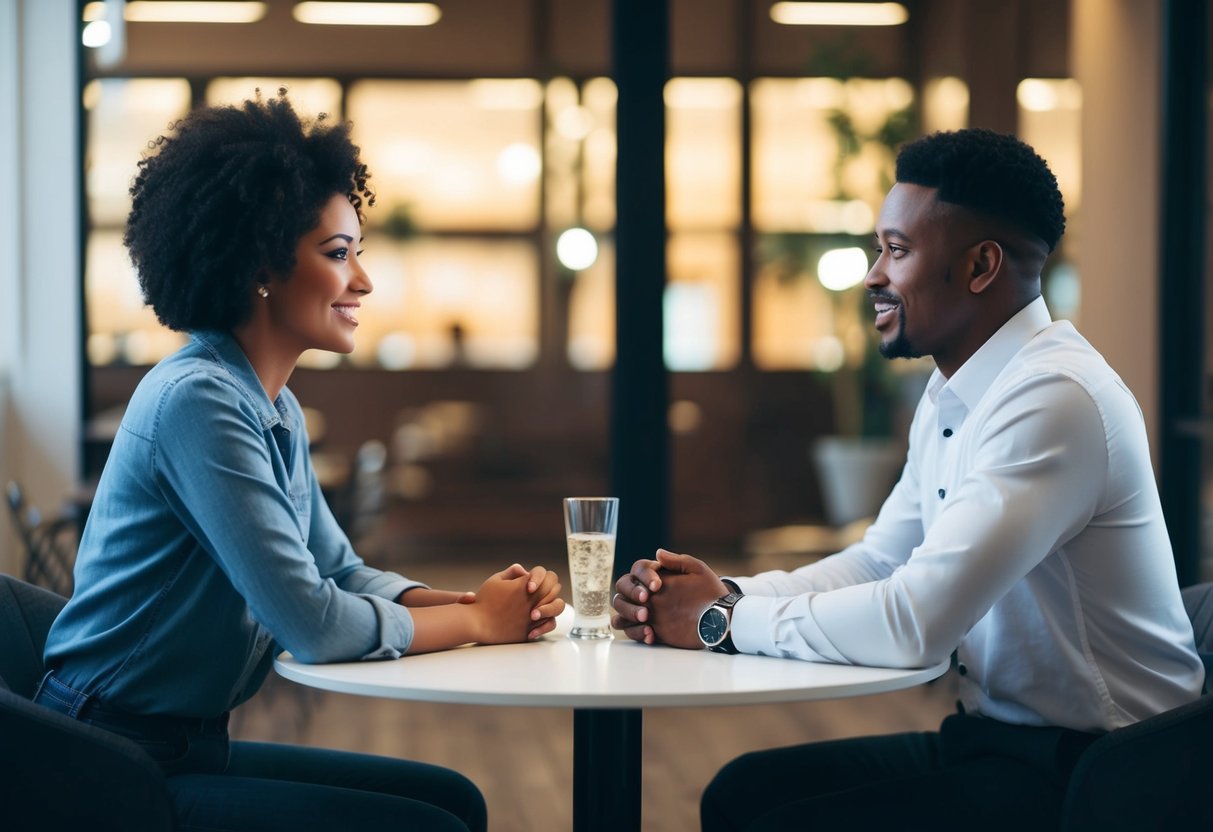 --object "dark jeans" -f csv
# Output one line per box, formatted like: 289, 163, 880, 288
701, 712, 1100, 832
35, 673, 486, 832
